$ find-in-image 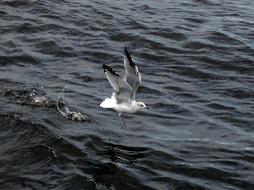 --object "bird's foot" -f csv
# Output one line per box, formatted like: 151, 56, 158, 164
118, 113, 126, 128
